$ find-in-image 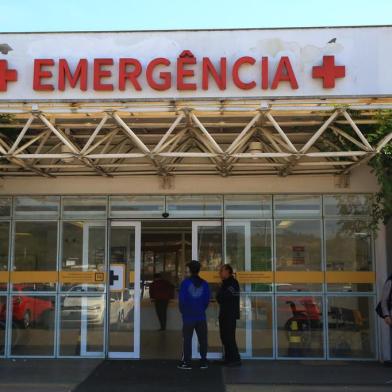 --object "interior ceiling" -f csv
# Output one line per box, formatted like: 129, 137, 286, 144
0, 98, 391, 178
